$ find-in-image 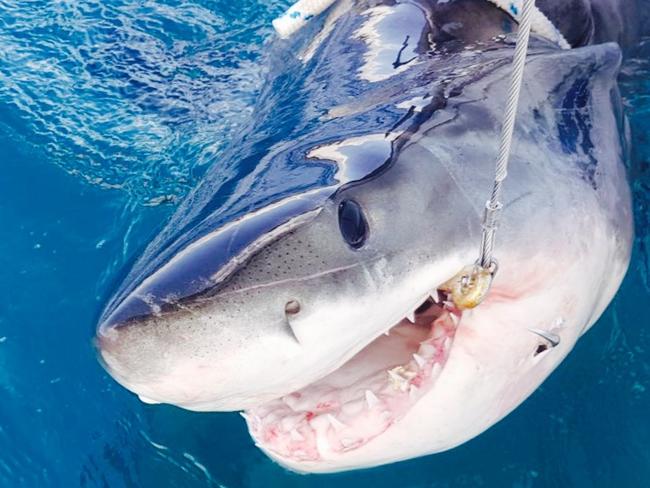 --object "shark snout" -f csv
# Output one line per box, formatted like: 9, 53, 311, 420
94, 195, 339, 409
95, 279, 319, 411
96, 312, 186, 404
